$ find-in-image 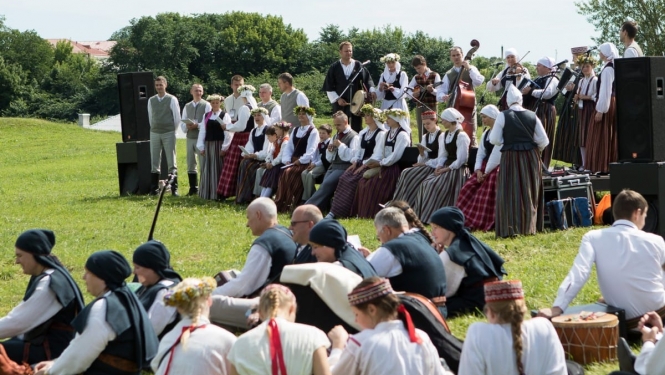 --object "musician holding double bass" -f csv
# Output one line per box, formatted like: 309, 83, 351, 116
437, 45, 484, 148
322, 41, 376, 133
